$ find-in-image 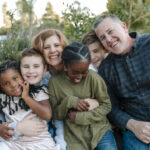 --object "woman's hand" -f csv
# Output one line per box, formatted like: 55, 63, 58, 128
84, 98, 99, 110
0, 122, 14, 140
76, 99, 89, 111
16, 114, 46, 136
